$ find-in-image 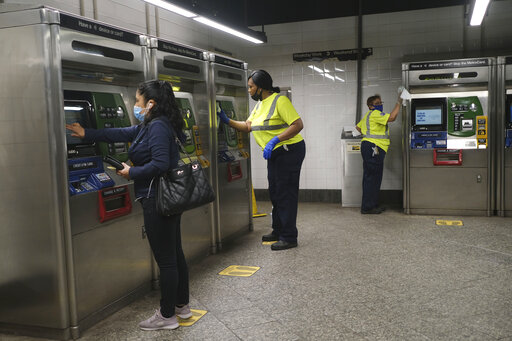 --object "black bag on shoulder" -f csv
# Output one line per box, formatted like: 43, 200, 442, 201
156, 135, 215, 216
